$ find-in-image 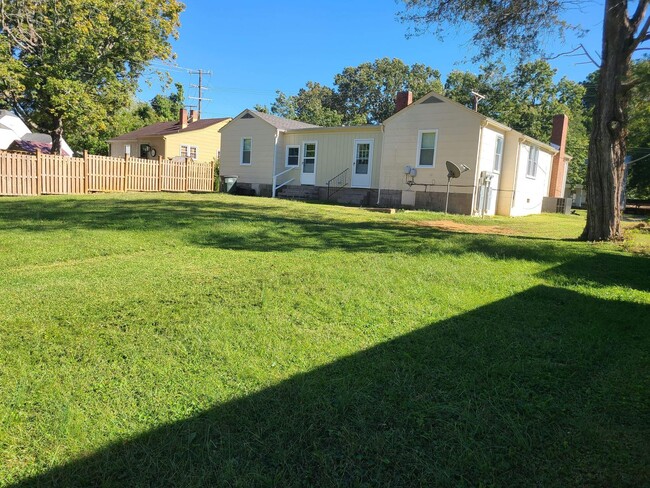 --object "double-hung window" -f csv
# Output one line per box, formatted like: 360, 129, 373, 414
417, 130, 438, 167
180, 145, 198, 159
526, 145, 539, 178
286, 145, 299, 167
493, 136, 504, 173
303, 142, 316, 173
241, 138, 252, 165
